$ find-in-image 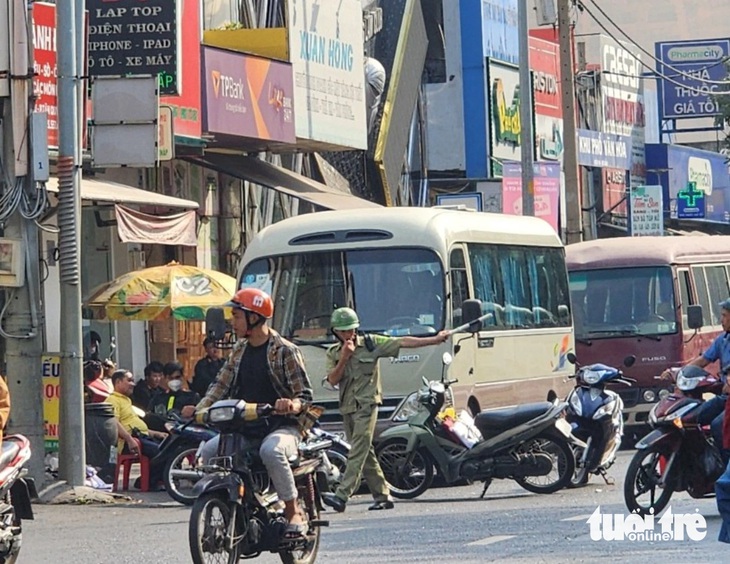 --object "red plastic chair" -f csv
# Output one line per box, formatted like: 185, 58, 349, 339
113, 438, 150, 492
